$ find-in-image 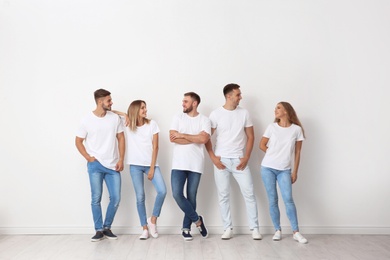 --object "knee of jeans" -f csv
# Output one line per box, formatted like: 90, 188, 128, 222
135, 193, 145, 203
158, 189, 167, 198
91, 194, 102, 205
